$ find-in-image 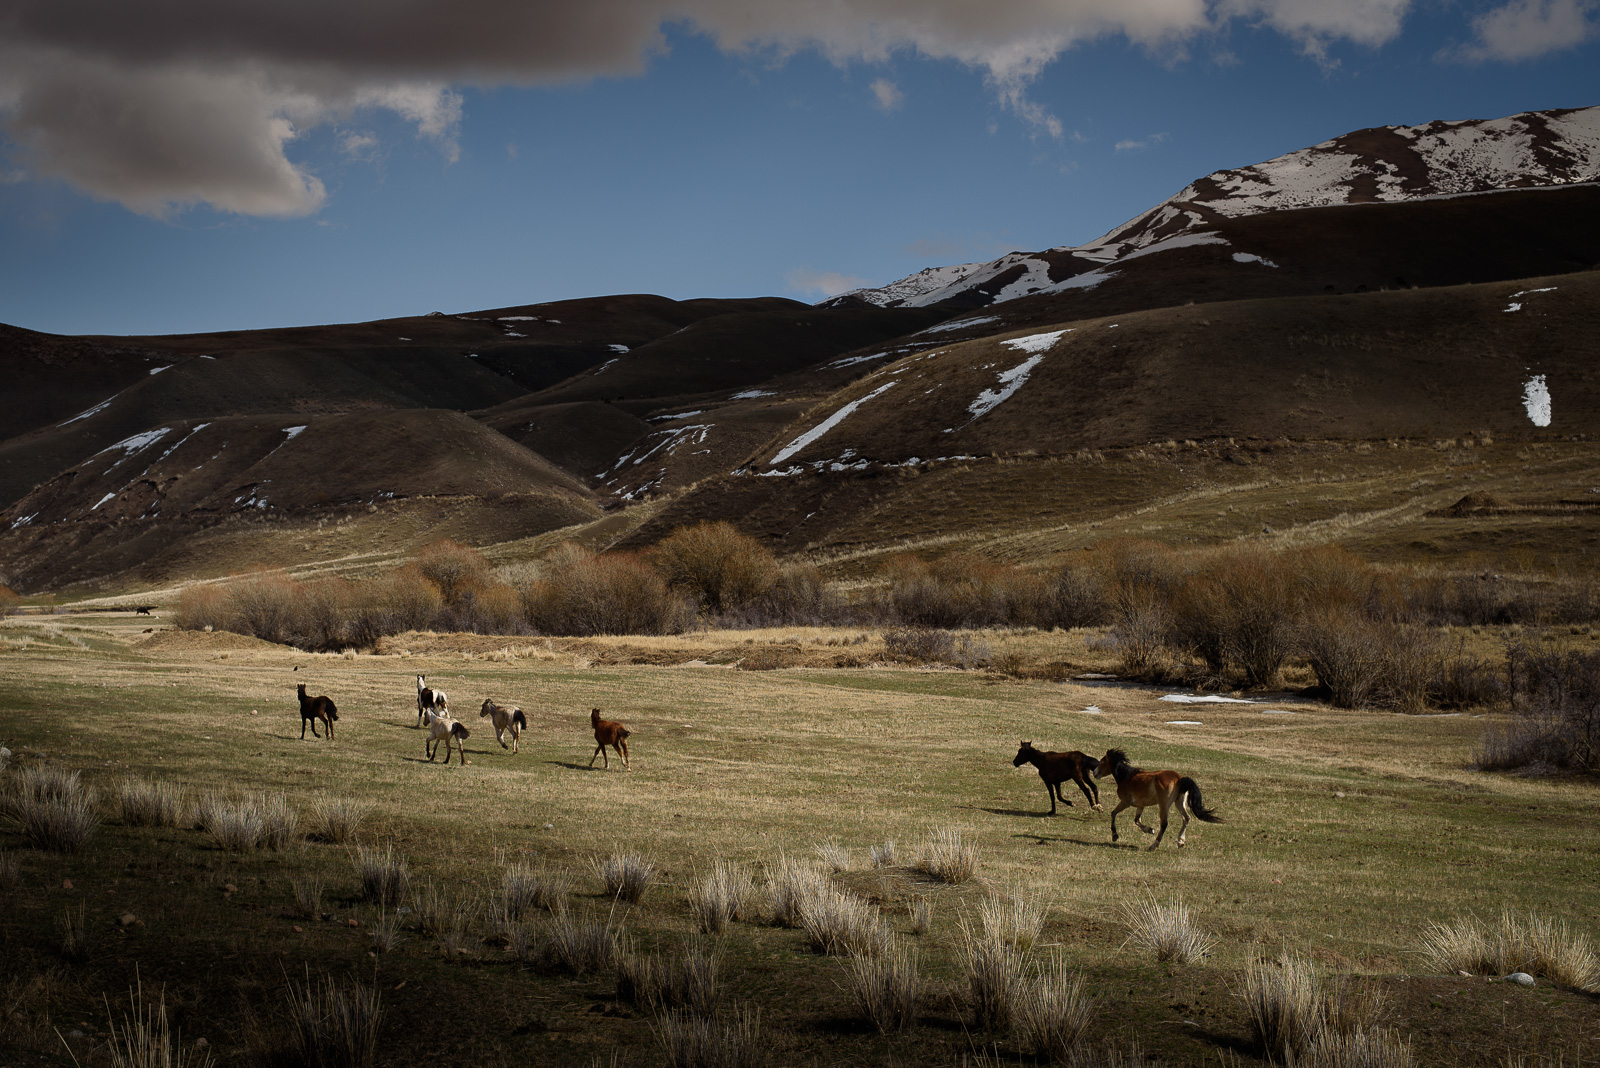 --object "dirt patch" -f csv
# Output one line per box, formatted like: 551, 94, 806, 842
133, 628, 284, 652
